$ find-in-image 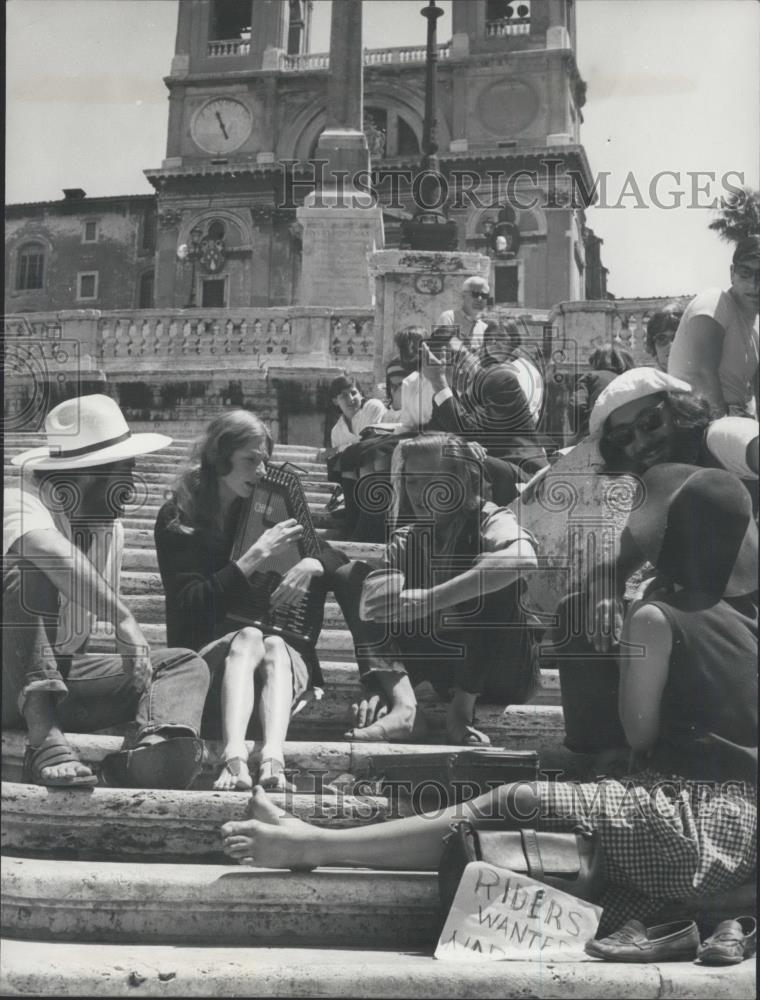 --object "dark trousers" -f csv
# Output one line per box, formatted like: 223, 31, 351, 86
544, 592, 627, 753
2, 560, 210, 739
